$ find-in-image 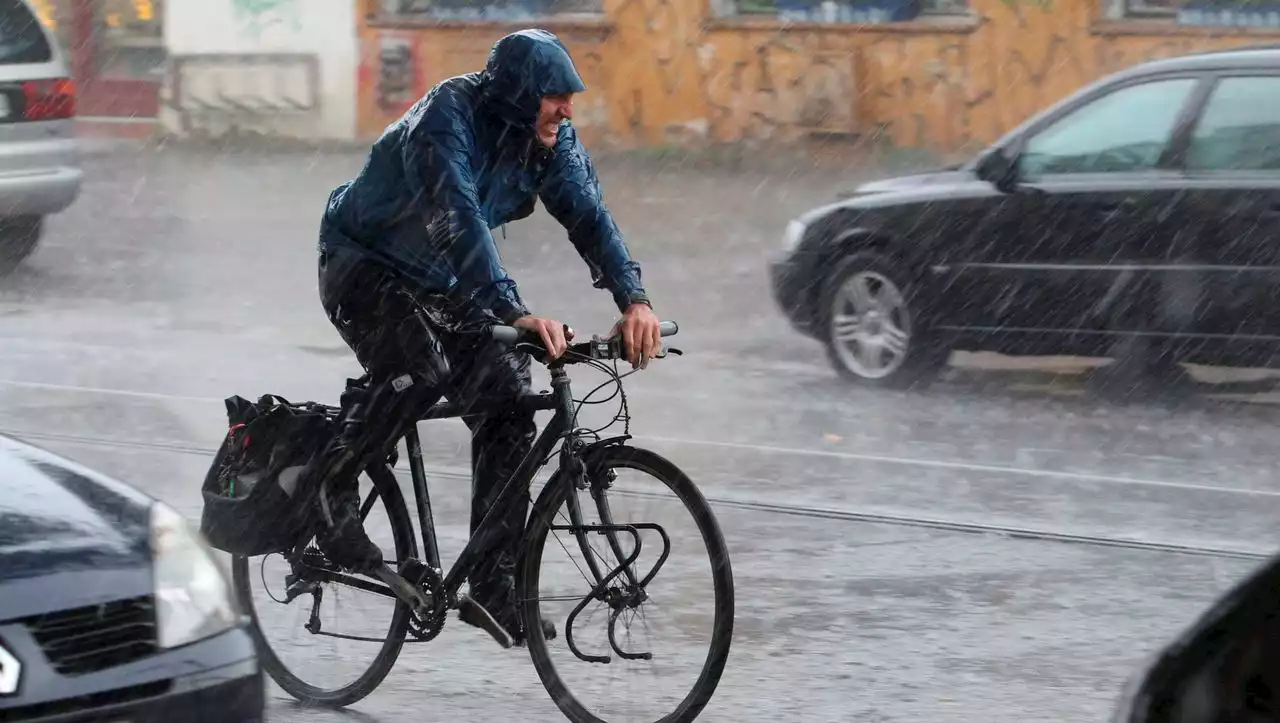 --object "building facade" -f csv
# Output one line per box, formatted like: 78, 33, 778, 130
160, 0, 358, 141
360, 0, 1280, 152
33, 0, 164, 123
